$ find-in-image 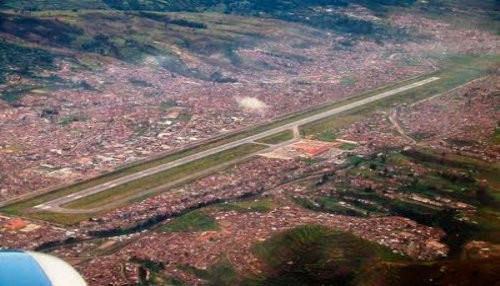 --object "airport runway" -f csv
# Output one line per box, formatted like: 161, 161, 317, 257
34, 76, 440, 213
